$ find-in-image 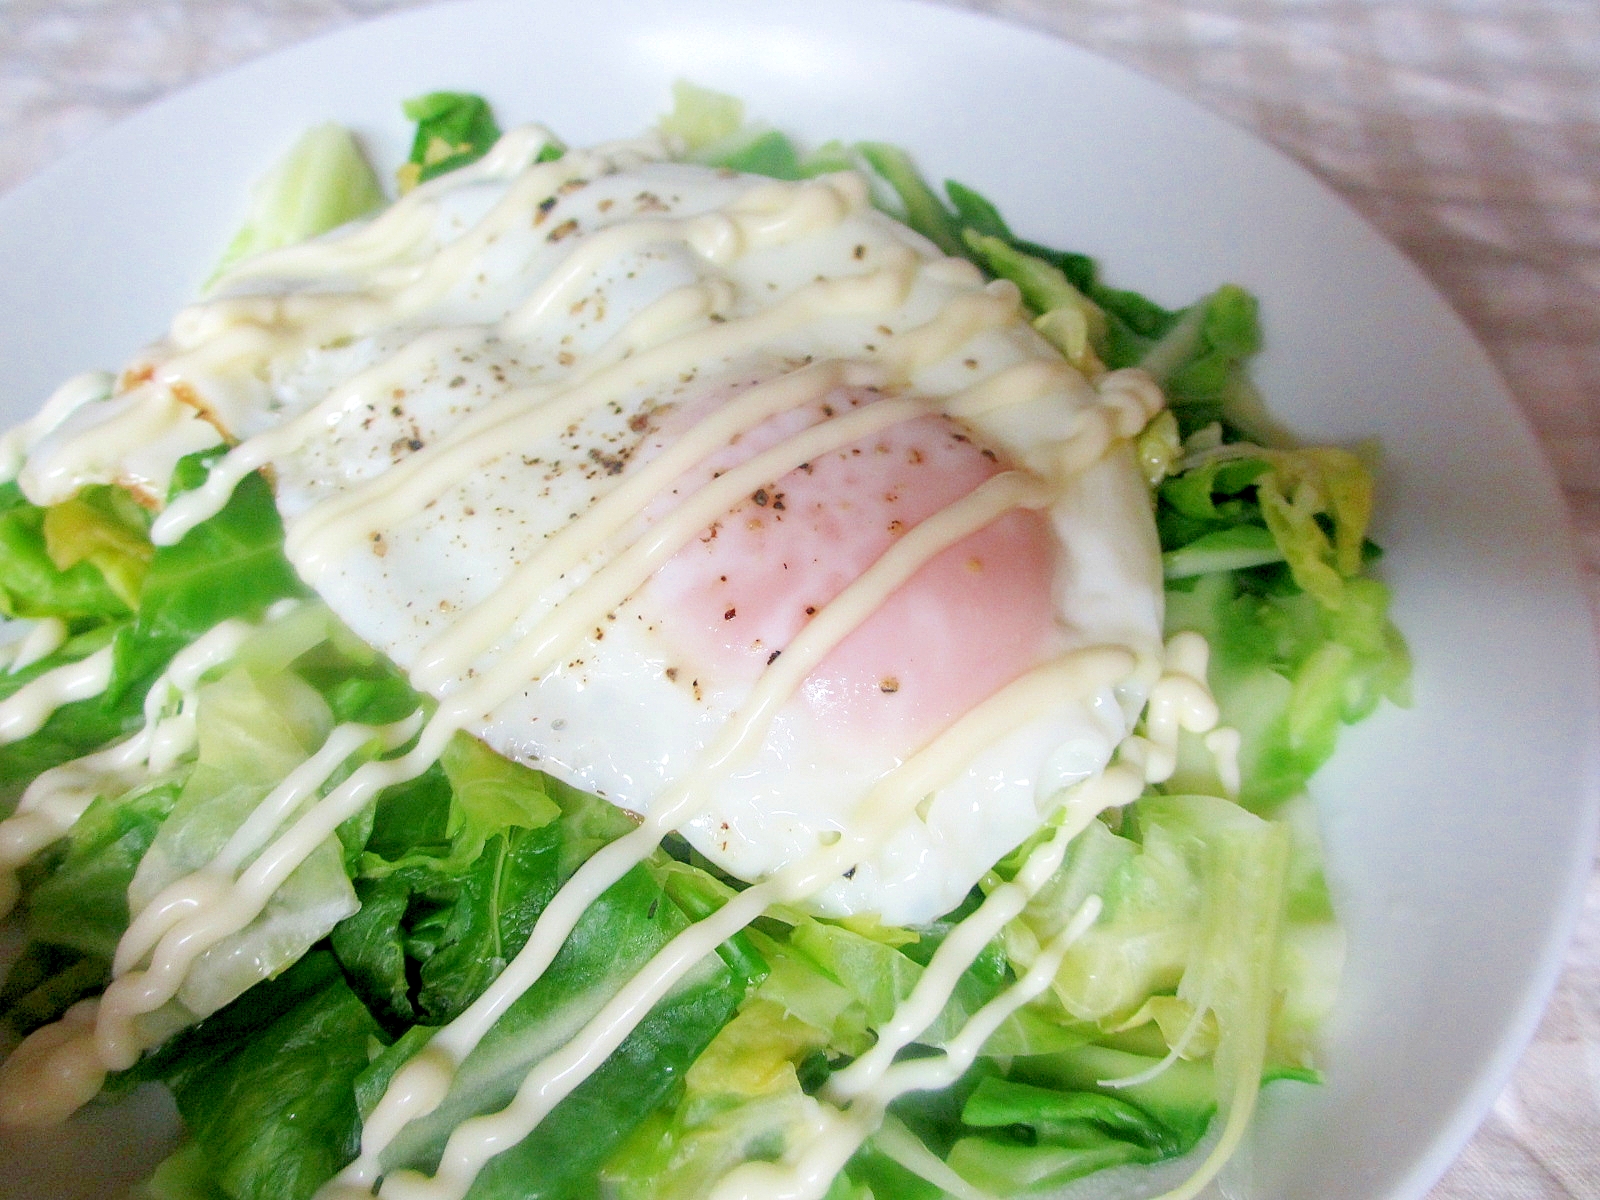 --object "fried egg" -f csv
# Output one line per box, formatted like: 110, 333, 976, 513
22, 127, 1166, 924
